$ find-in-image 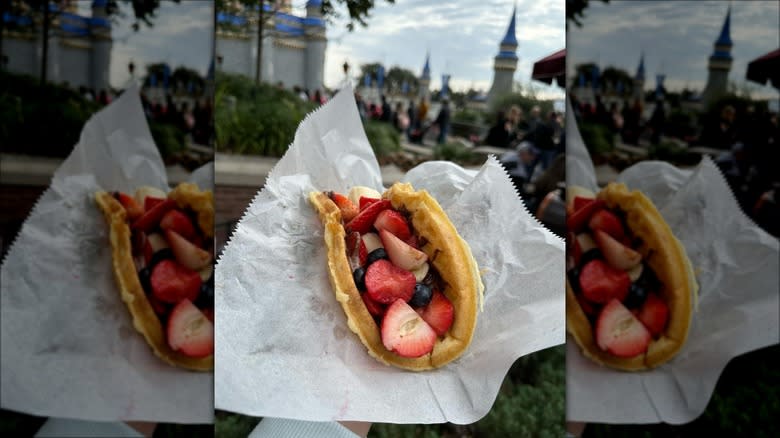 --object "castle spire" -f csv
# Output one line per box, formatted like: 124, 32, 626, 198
421, 52, 431, 80
715, 5, 732, 47
635, 52, 645, 81
500, 4, 518, 47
